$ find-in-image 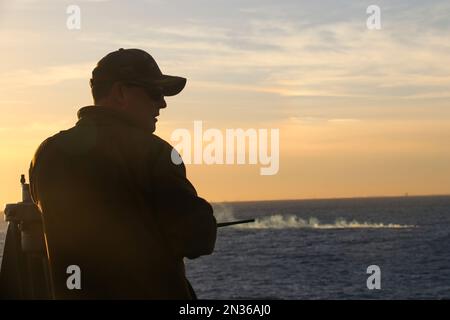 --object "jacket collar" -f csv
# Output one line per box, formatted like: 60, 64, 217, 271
77, 105, 147, 130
